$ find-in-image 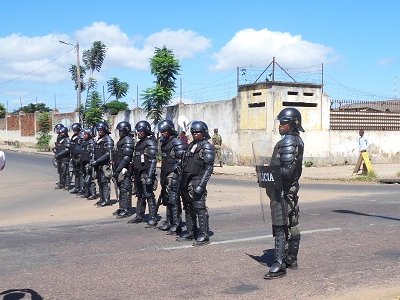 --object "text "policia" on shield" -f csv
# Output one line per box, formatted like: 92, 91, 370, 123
255, 165, 282, 190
